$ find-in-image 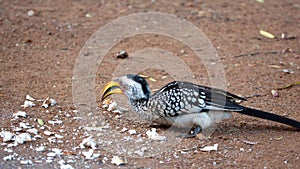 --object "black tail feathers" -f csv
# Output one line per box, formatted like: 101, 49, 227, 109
238, 107, 300, 129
